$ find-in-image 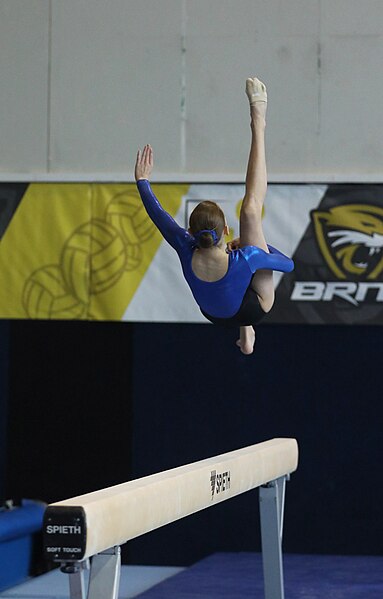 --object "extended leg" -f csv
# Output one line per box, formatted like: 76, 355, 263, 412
240, 77, 268, 251
236, 78, 273, 355
241, 78, 274, 312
